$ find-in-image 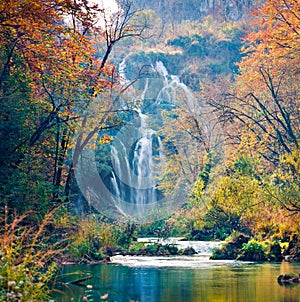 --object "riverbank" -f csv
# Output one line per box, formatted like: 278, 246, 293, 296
59, 234, 300, 266
210, 234, 300, 262
59, 239, 223, 265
